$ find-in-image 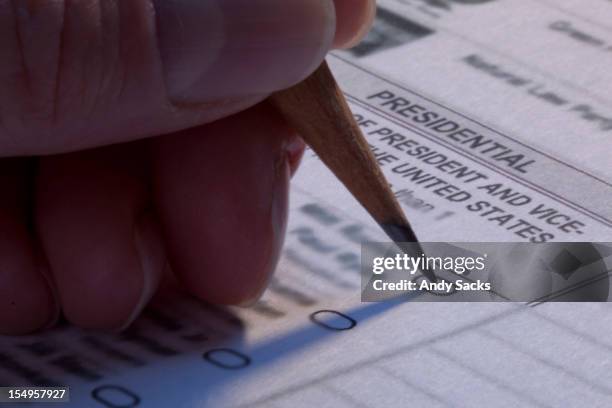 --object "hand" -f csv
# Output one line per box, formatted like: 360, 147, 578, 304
0, 0, 376, 334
